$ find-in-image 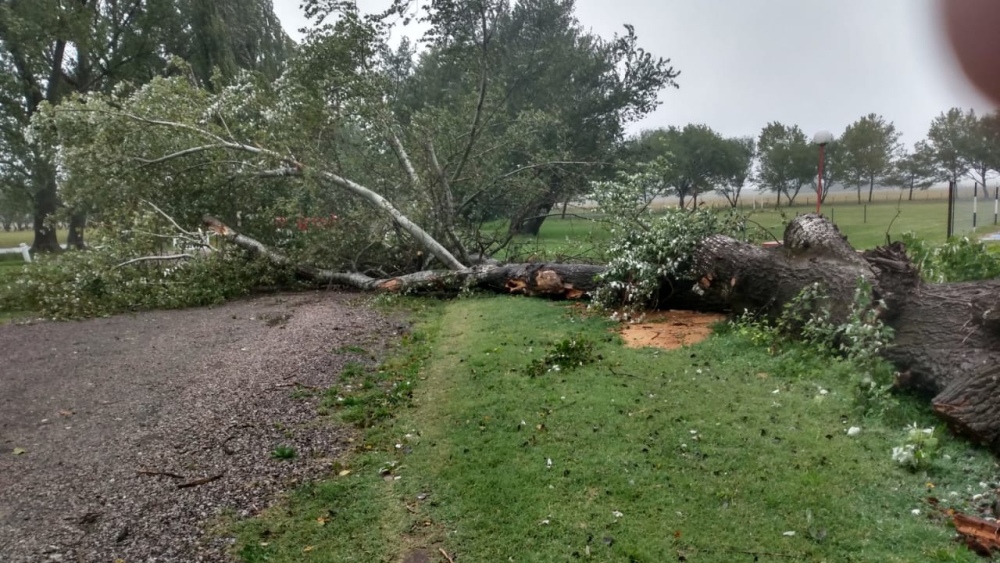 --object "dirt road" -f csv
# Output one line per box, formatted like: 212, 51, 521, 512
0, 291, 400, 562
